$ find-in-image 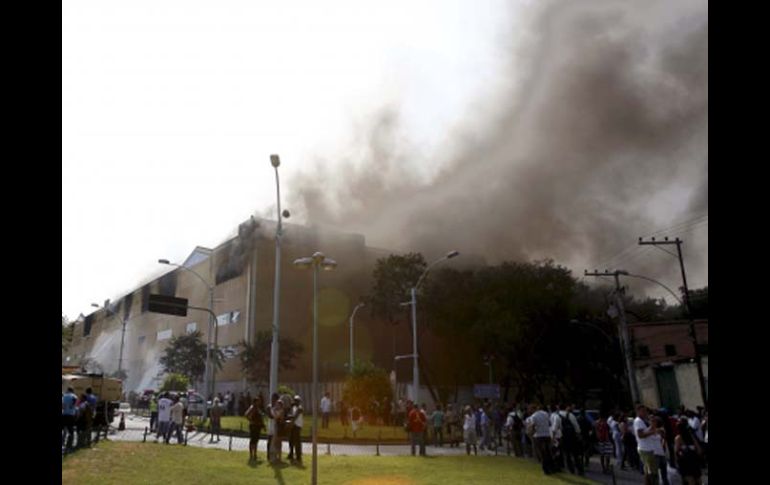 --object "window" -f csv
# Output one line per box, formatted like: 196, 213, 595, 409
697, 343, 709, 355
637, 345, 650, 358
83, 314, 94, 337
216, 310, 241, 326
186, 322, 197, 334
157, 329, 172, 341
665, 345, 677, 357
